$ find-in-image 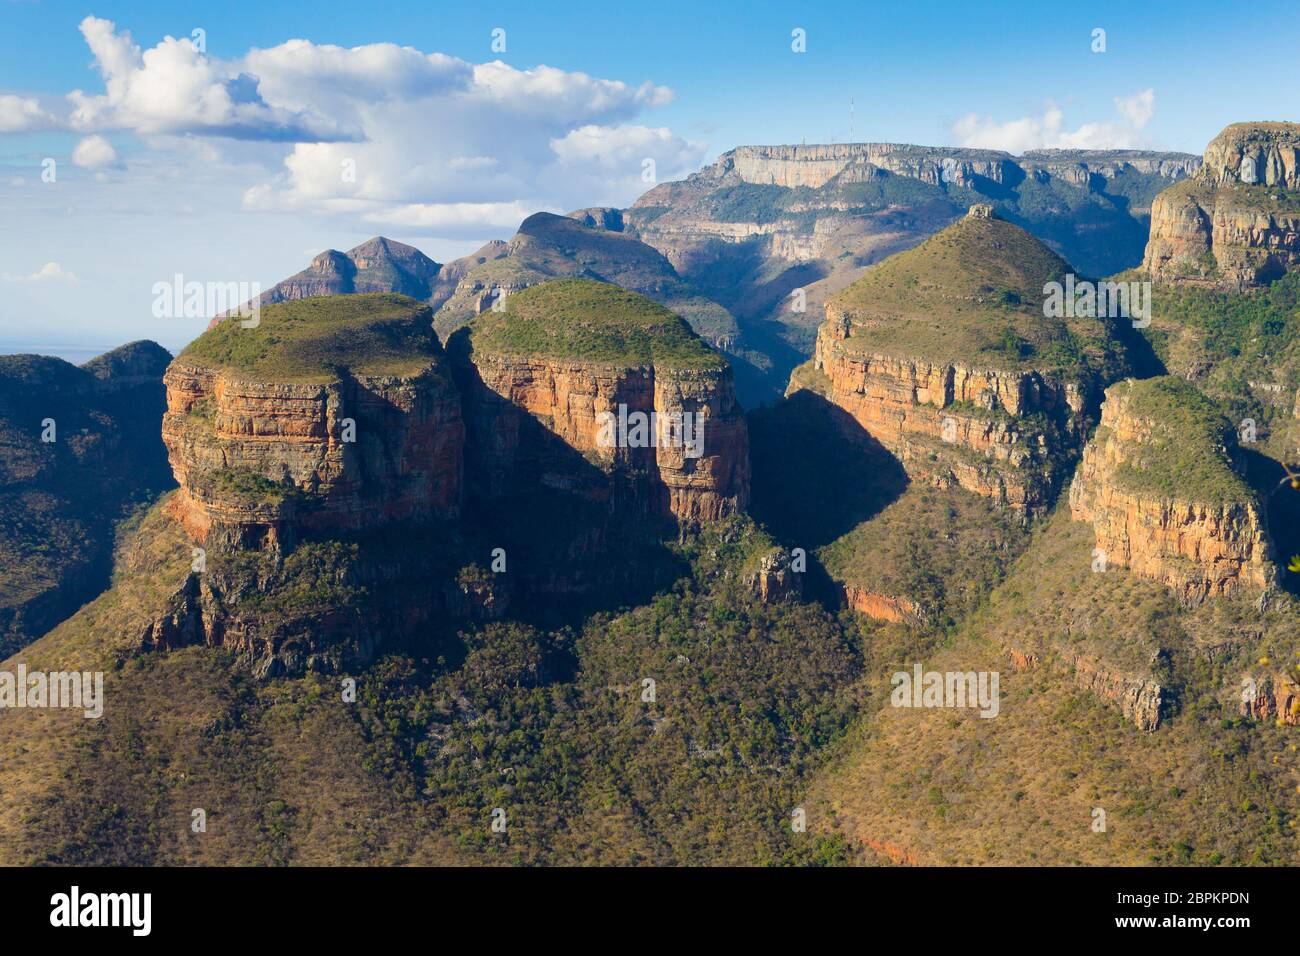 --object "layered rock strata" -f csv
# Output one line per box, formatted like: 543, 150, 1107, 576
165, 296, 463, 552
1069, 377, 1276, 602
455, 279, 749, 525
1143, 122, 1300, 287
795, 208, 1119, 514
